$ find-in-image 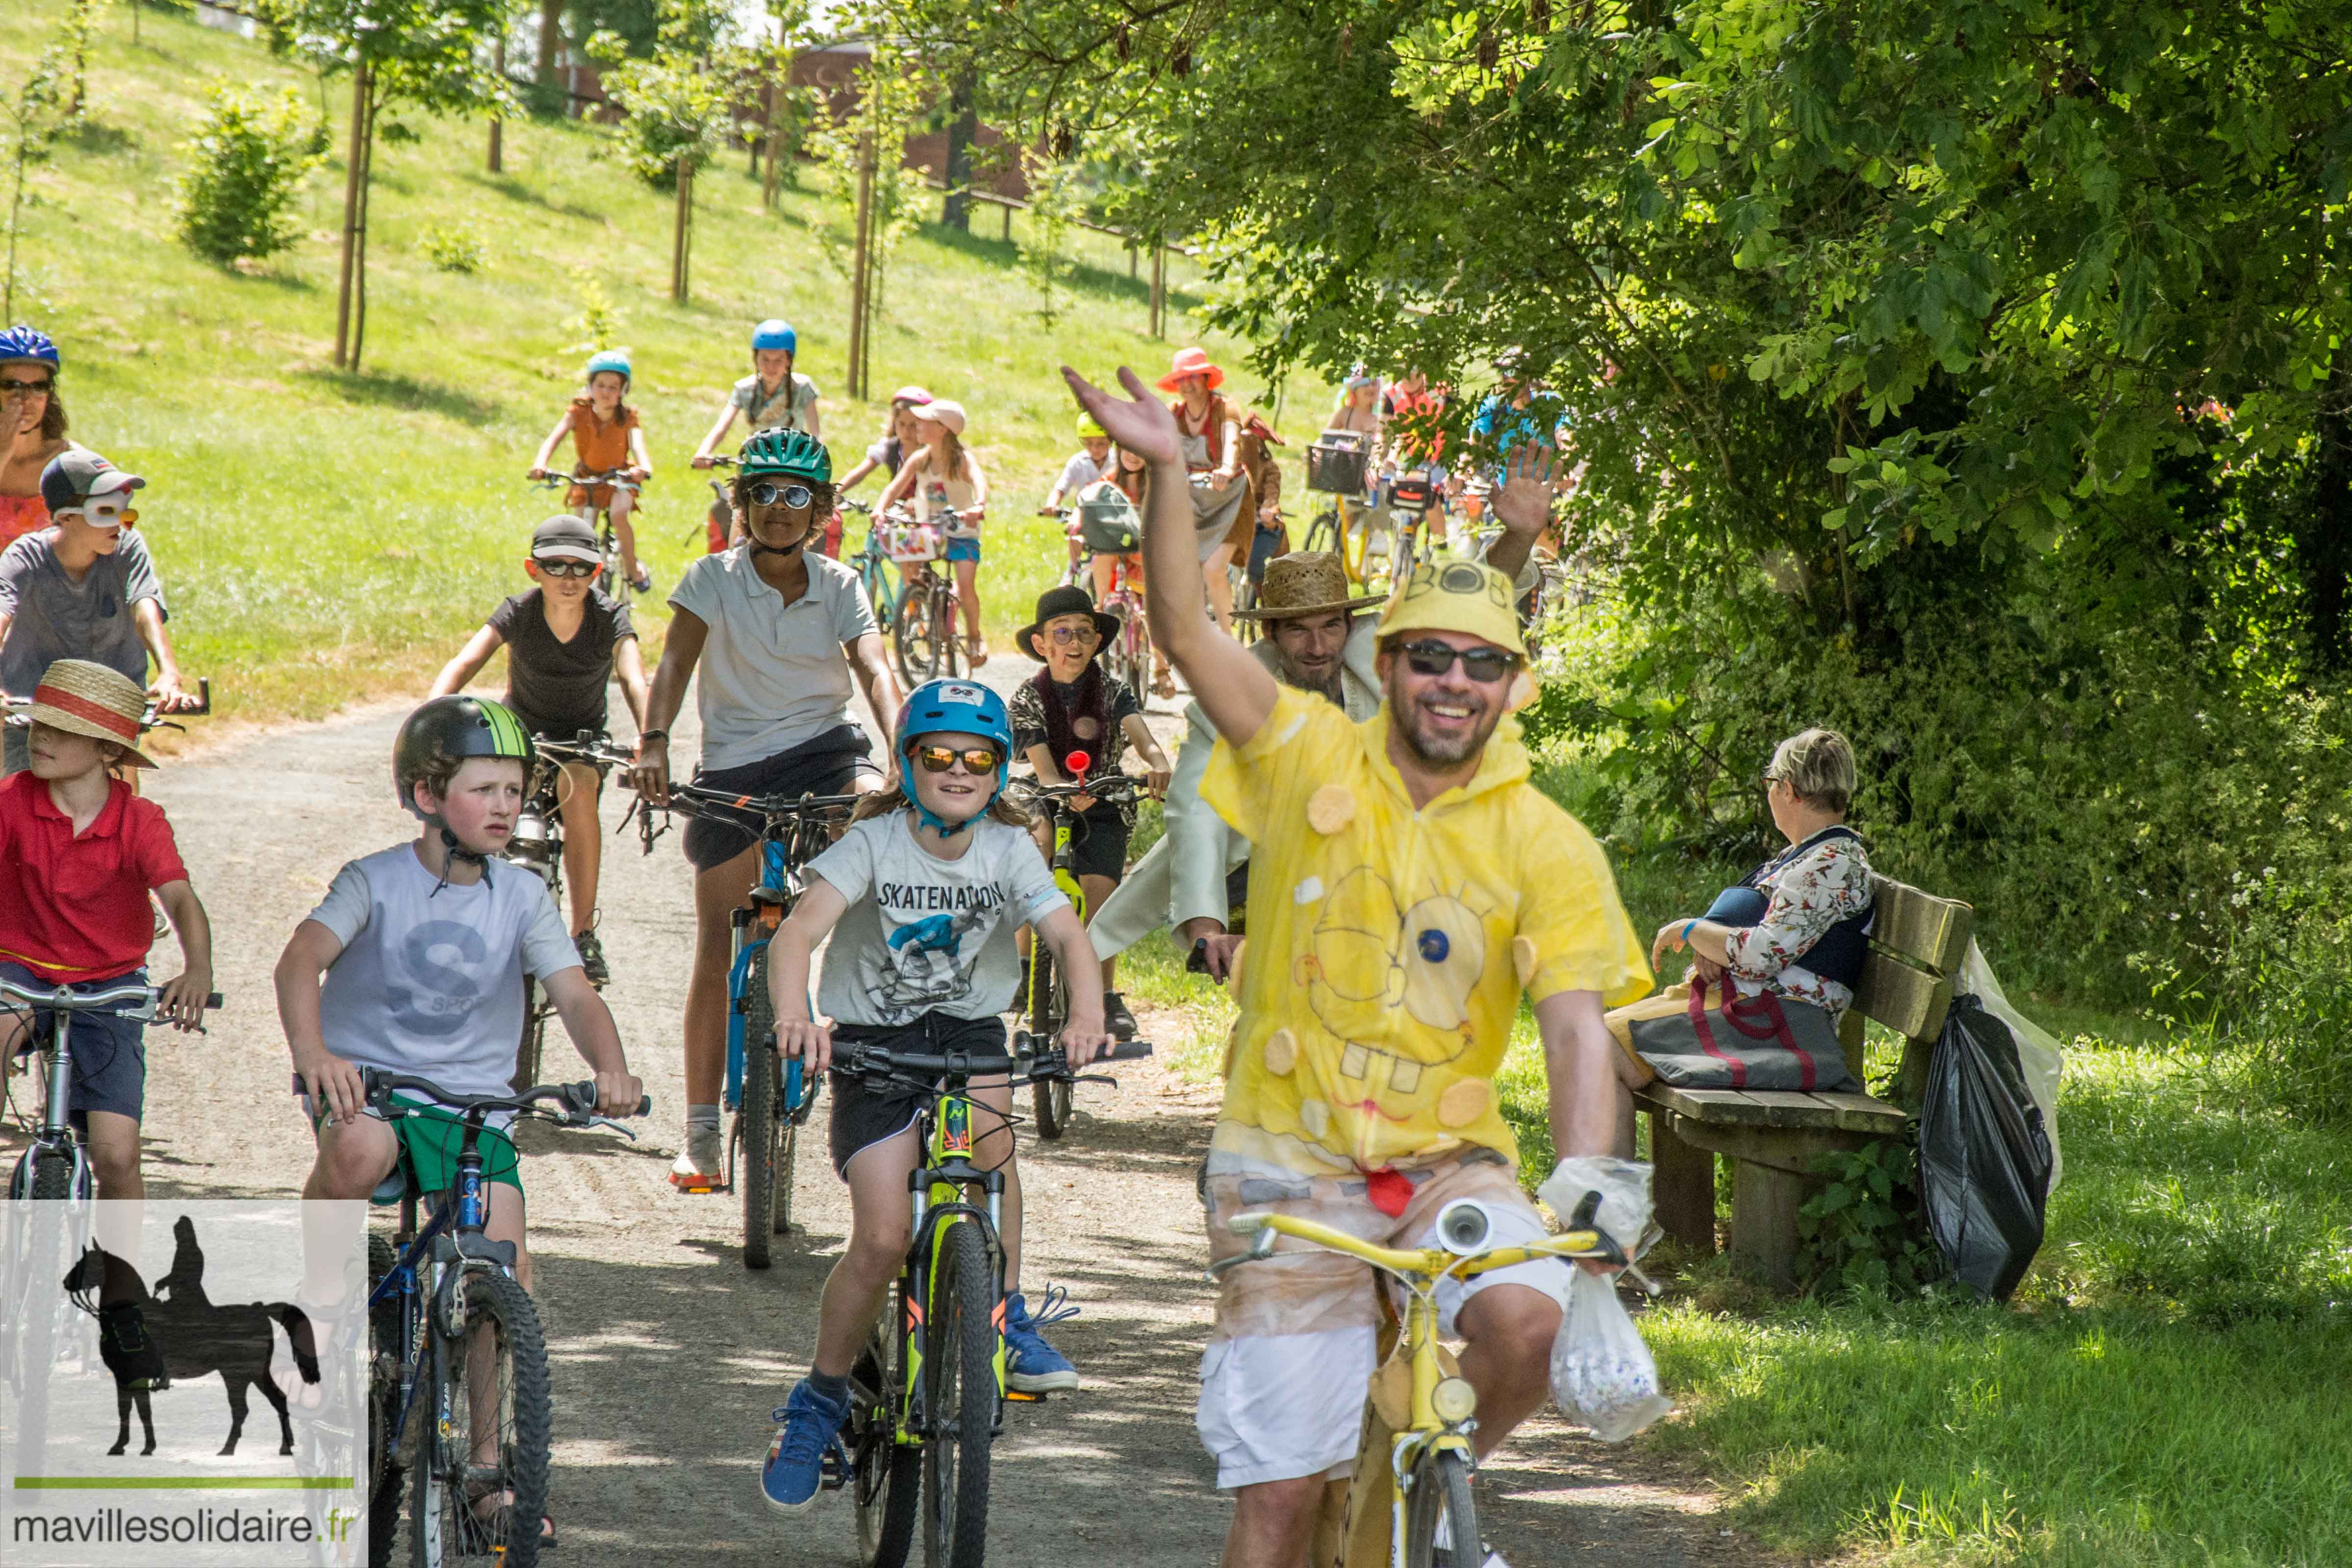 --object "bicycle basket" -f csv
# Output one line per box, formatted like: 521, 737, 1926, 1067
881, 520, 943, 563
1077, 491, 1143, 553
1388, 475, 1437, 515
1306, 431, 1371, 495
